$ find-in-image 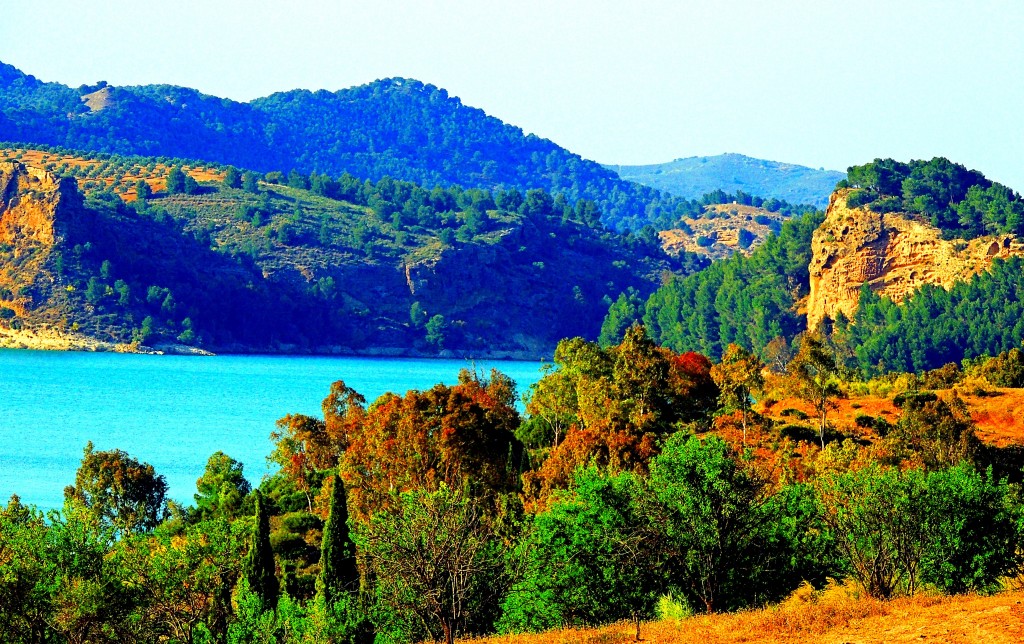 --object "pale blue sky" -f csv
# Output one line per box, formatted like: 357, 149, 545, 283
2, 0, 1022, 189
